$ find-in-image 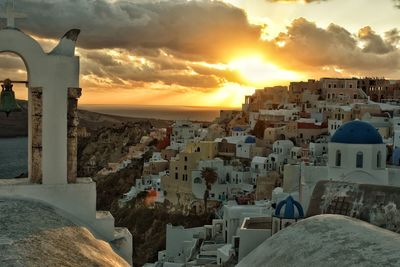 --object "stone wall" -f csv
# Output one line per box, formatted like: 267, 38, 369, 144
307, 180, 400, 233
30, 87, 42, 184
67, 87, 82, 183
